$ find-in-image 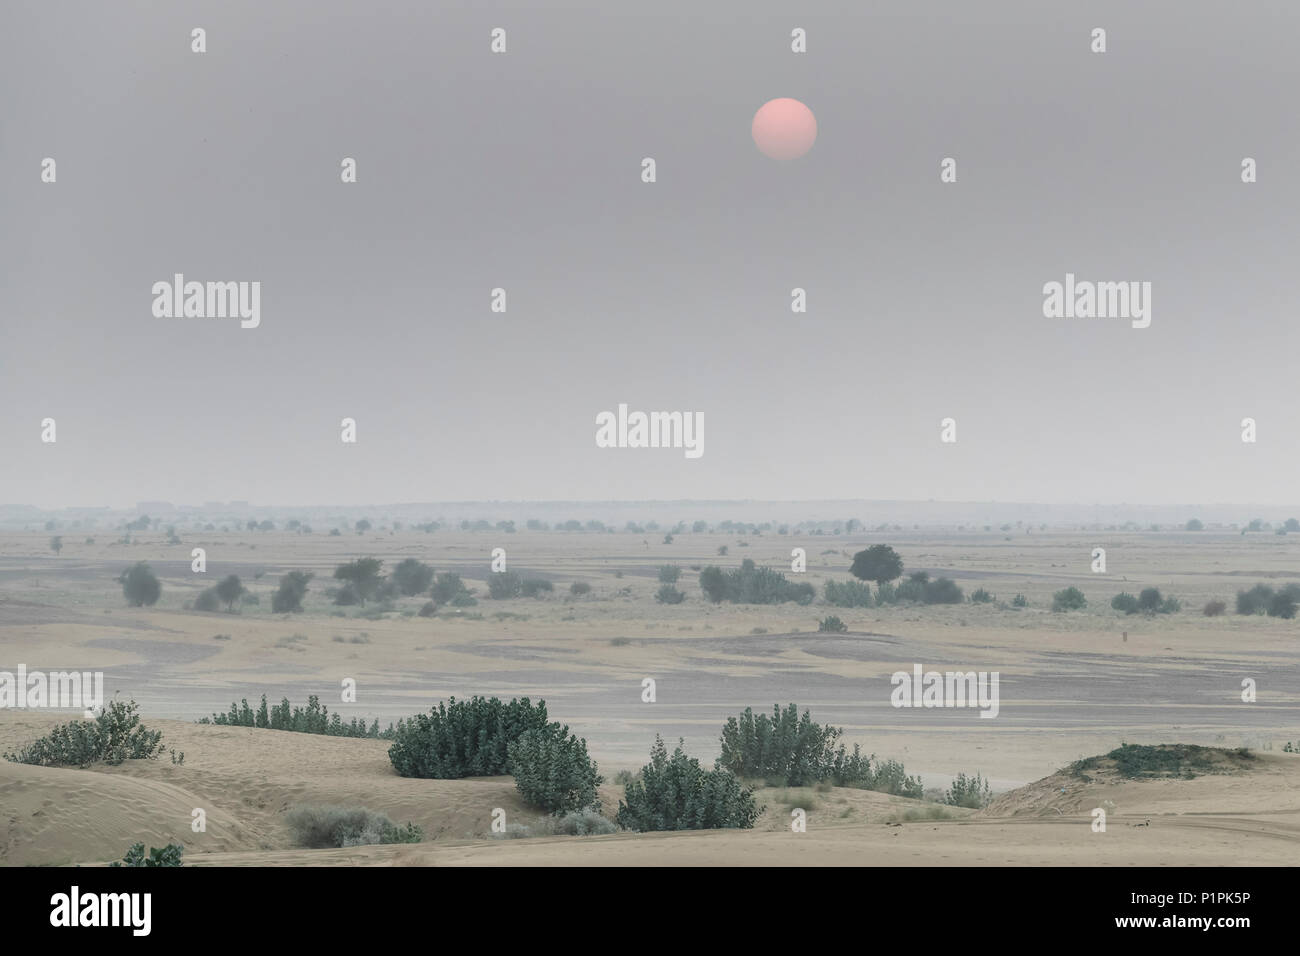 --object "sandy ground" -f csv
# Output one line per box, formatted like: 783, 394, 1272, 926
2, 527, 1299, 864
